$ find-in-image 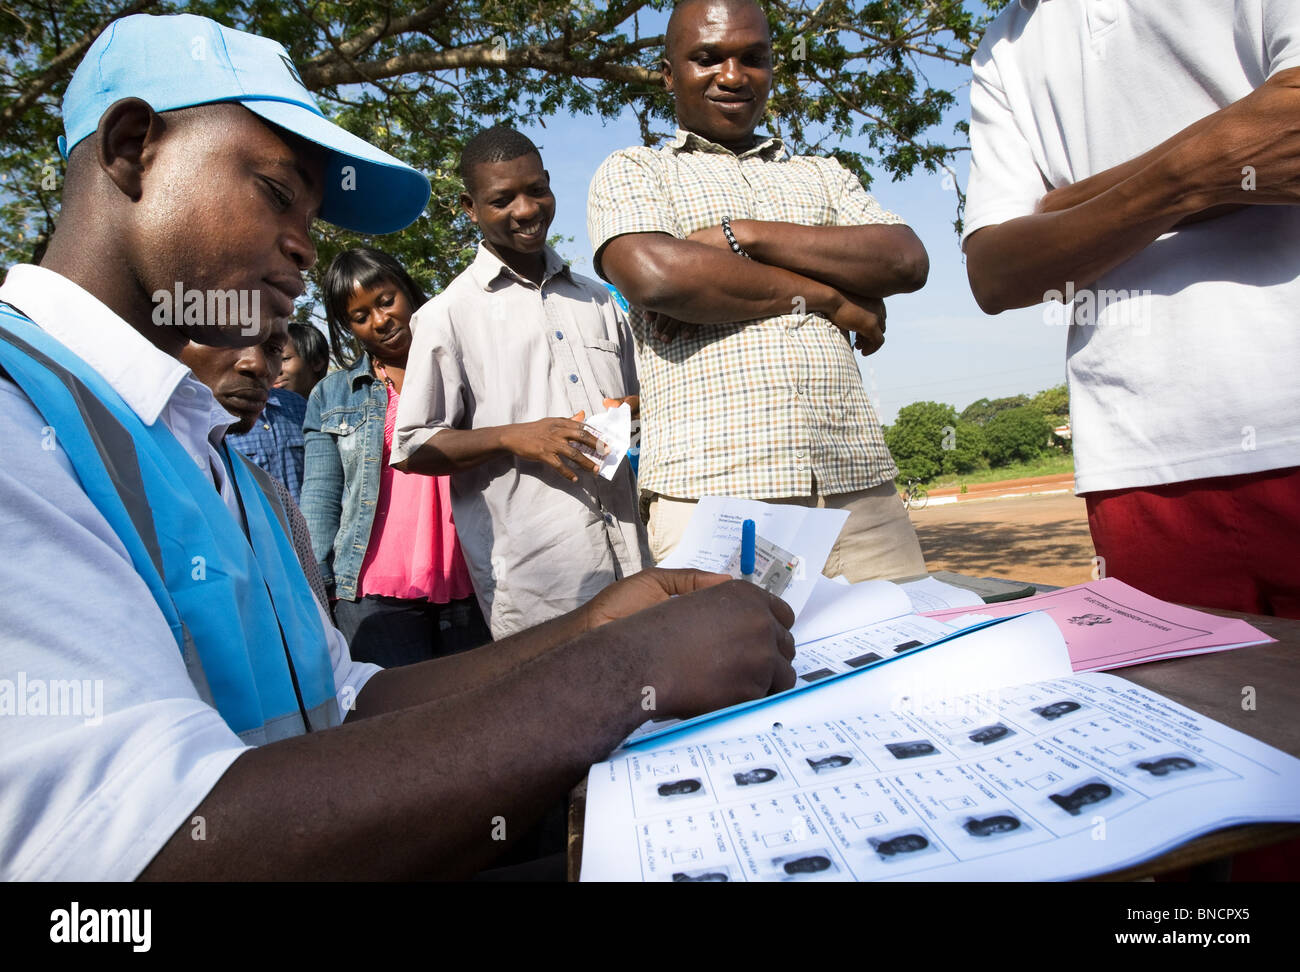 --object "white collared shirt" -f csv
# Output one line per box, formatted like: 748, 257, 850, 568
0, 264, 377, 880
391, 243, 650, 640
963, 0, 1300, 491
